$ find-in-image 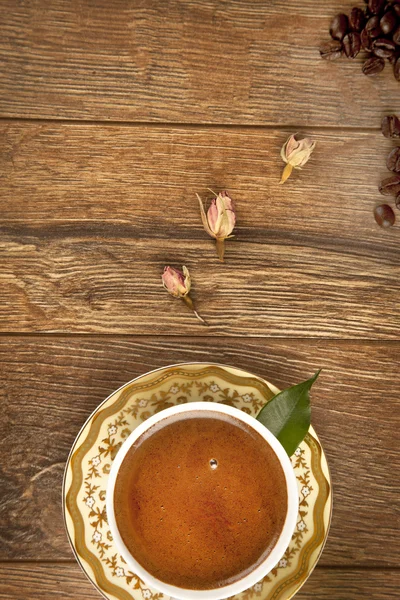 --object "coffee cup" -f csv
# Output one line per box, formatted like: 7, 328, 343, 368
107, 402, 298, 600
